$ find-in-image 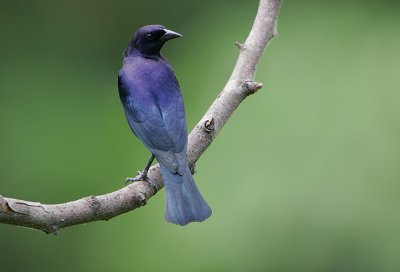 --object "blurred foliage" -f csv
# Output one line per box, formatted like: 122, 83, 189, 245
1, 0, 400, 271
